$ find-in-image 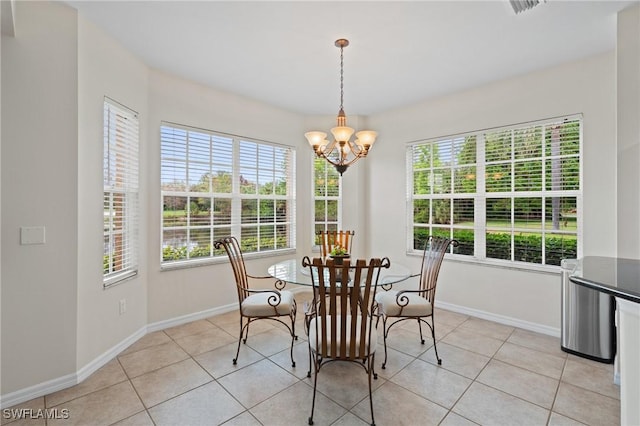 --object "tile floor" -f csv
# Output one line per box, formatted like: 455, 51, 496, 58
3, 292, 620, 426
